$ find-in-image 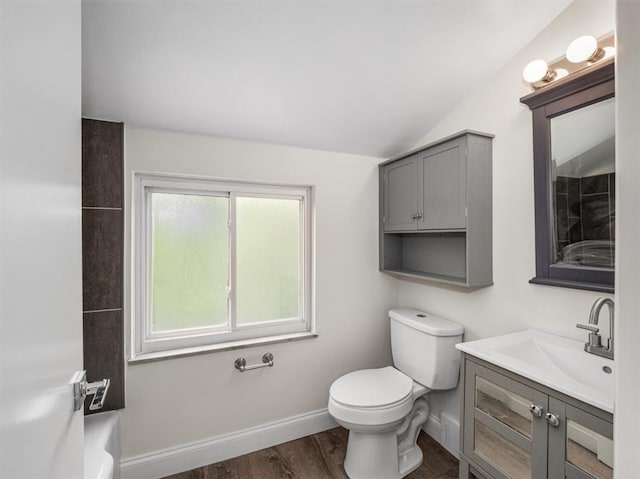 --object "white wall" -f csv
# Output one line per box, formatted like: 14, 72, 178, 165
121, 127, 396, 458
397, 0, 616, 430
614, 0, 640, 476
